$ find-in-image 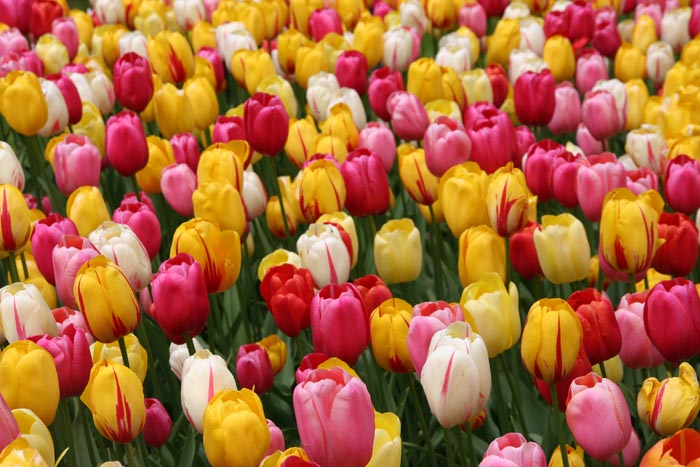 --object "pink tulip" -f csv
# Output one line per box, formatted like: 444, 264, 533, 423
310, 283, 369, 366
368, 67, 404, 122
564, 0, 595, 45
582, 90, 624, 141
481, 433, 547, 467
52, 235, 100, 309
30, 213, 79, 284
143, 398, 172, 448
608, 431, 641, 467
0, 27, 28, 56
544, 10, 567, 37
335, 50, 368, 96
514, 70, 556, 127
105, 109, 149, 177
52, 306, 92, 342
51, 17, 79, 60
113, 52, 154, 113
236, 343, 274, 394
424, 116, 472, 177
30, 324, 92, 398
211, 115, 245, 145
293, 367, 374, 467
53, 134, 102, 197
160, 163, 196, 217
265, 419, 286, 457
514, 126, 535, 168
626, 167, 659, 195
112, 201, 162, 260
575, 50, 608, 94
592, 7, 622, 58
46, 72, 82, 126
309, 8, 343, 42
0, 394, 19, 452
458, 2, 487, 37
566, 372, 632, 461
386, 91, 430, 141
576, 152, 627, 221
615, 292, 665, 369
359, 122, 397, 173
524, 140, 586, 207
196, 47, 225, 92
548, 82, 582, 134
664, 155, 700, 215
340, 148, 391, 216
576, 123, 604, 155
407, 301, 464, 375
170, 132, 201, 173
467, 108, 518, 174
120, 191, 156, 213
